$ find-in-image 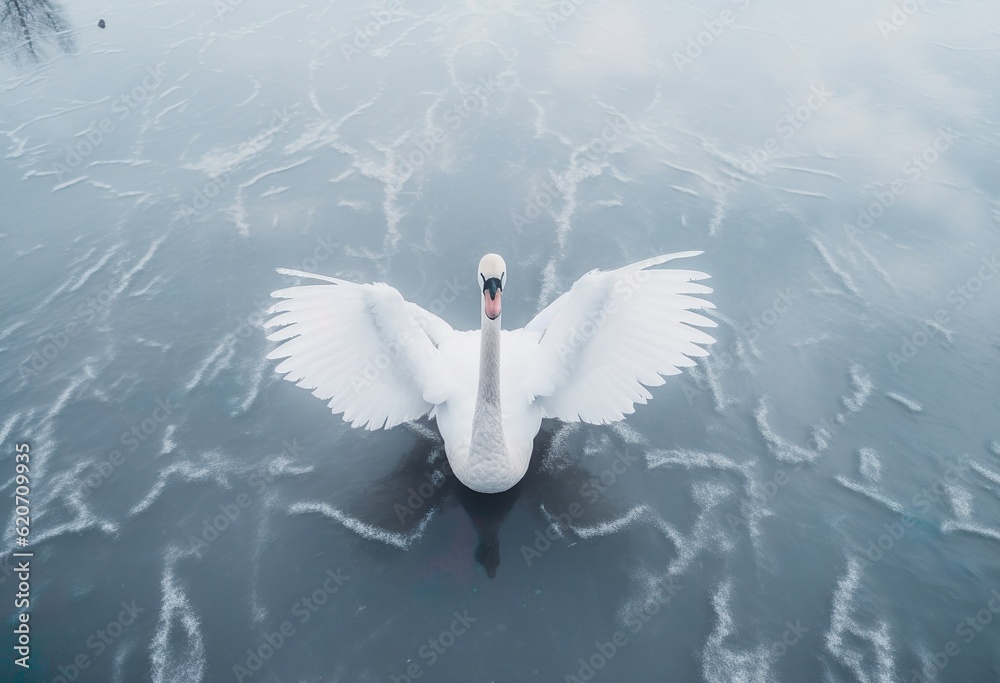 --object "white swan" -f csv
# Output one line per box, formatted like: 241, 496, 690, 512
264, 252, 716, 493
